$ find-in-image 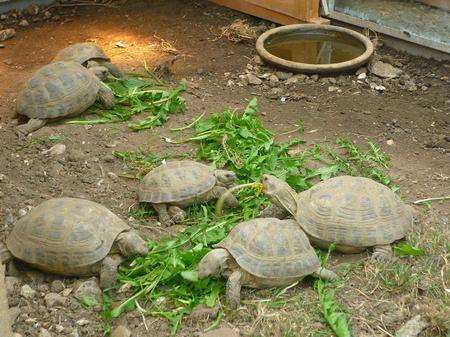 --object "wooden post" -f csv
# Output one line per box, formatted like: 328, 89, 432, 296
0, 263, 13, 337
